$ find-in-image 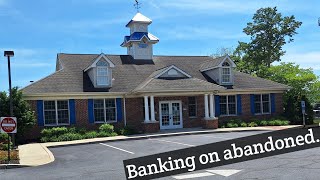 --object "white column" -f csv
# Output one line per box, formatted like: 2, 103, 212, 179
209, 94, 215, 118
204, 94, 209, 119
150, 96, 155, 121
144, 96, 150, 122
